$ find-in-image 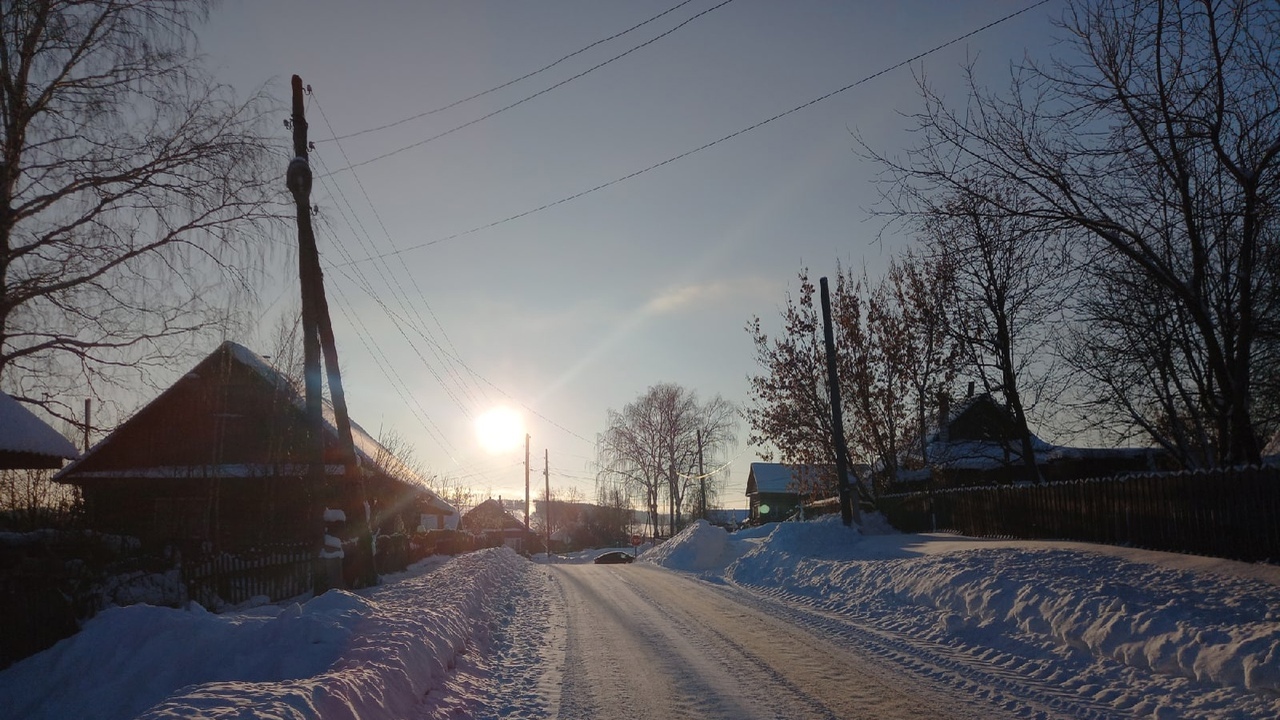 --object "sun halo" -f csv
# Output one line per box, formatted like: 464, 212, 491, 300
474, 406, 525, 455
